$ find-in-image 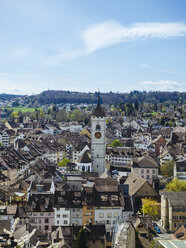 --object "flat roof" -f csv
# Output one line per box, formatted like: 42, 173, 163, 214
159, 240, 186, 248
